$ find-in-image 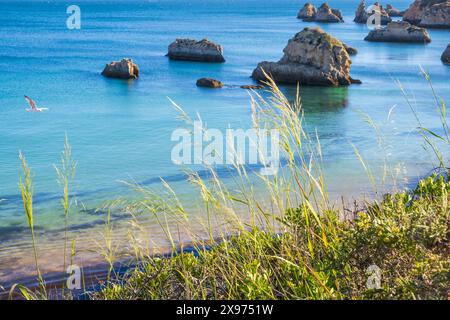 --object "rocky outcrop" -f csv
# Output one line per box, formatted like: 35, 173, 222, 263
403, 0, 450, 28
298, 3, 344, 22
167, 39, 225, 62
298, 3, 317, 20
315, 3, 344, 22
354, 0, 392, 24
196, 78, 224, 88
251, 27, 360, 86
417, 1, 450, 28
364, 21, 432, 42
442, 44, 450, 64
101, 58, 139, 79
386, 4, 404, 17
344, 44, 358, 55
